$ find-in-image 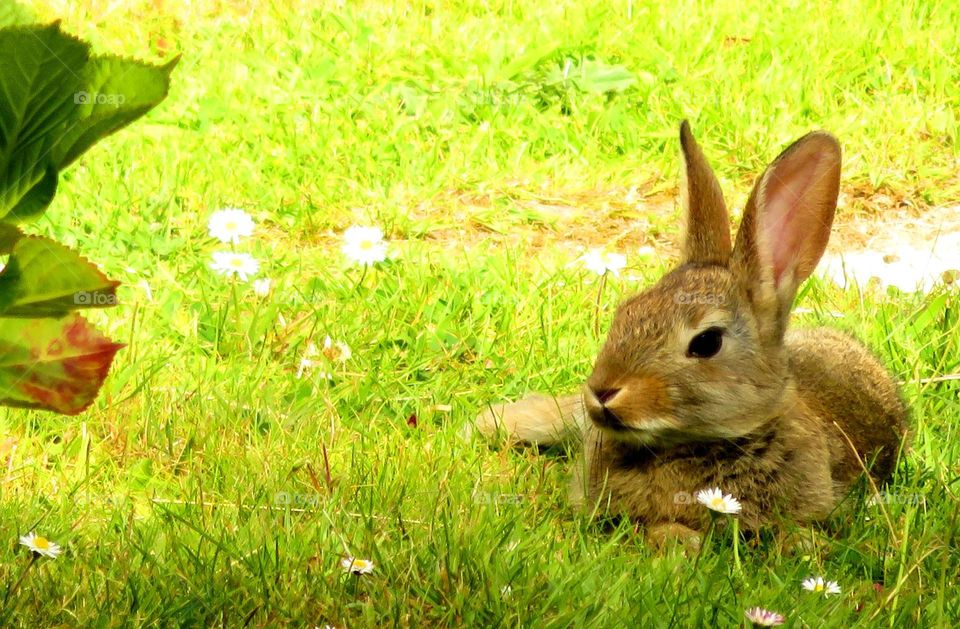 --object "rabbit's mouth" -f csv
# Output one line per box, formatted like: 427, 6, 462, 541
591, 405, 628, 432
